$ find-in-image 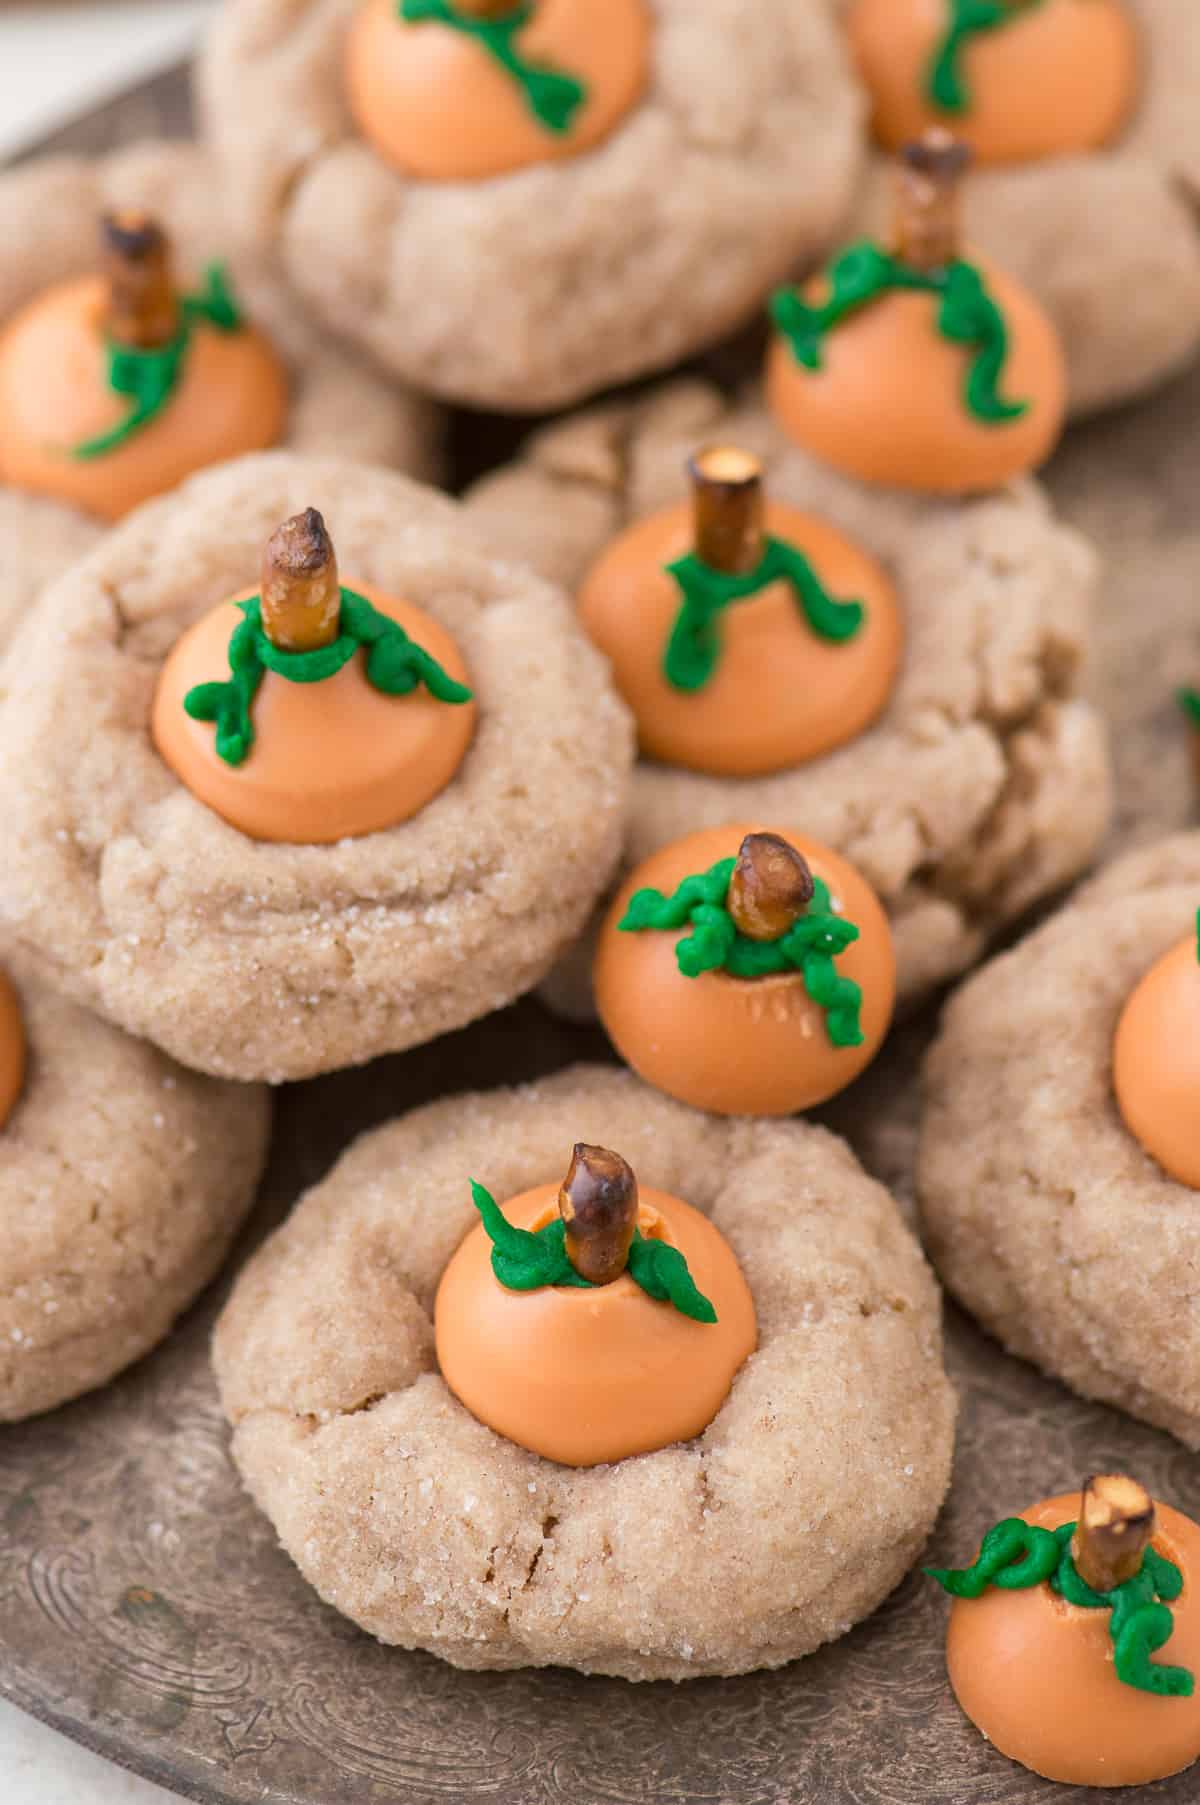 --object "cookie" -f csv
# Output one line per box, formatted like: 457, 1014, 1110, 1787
0, 452, 633, 1082
840, 0, 1200, 418
0, 141, 439, 529
197, 0, 864, 410
213, 1063, 956, 1680
0, 488, 101, 656
464, 378, 1110, 1011
0, 961, 269, 1423
919, 832, 1200, 1447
